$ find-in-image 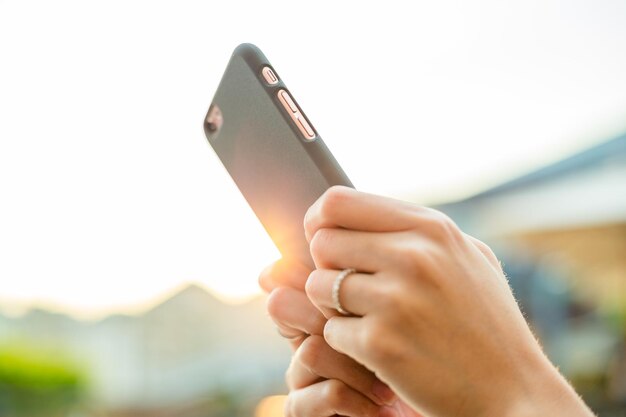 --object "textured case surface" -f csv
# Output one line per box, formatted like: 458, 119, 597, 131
204, 43, 352, 268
